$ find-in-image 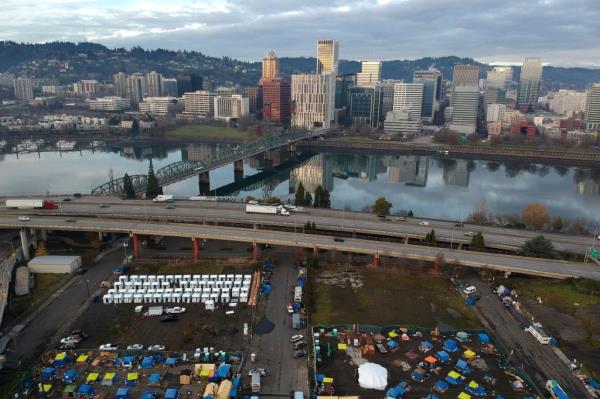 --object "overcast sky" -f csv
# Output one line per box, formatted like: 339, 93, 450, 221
2, 0, 600, 67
